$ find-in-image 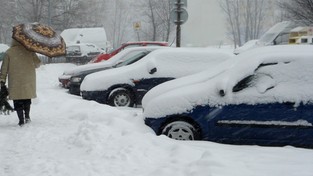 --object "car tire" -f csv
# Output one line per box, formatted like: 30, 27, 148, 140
162, 120, 200, 140
108, 88, 134, 107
